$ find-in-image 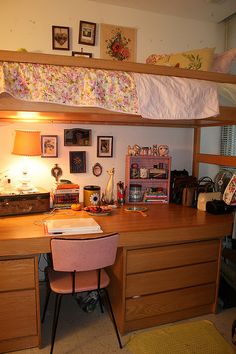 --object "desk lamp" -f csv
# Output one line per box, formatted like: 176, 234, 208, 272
12, 130, 41, 192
